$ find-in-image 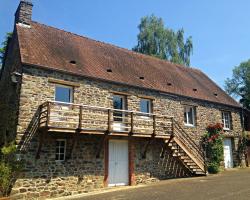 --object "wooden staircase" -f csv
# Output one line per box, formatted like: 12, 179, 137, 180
166, 120, 207, 176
